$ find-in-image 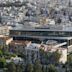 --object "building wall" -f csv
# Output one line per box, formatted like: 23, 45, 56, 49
0, 26, 10, 35
59, 49, 67, 64
10, 30, 72, 37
